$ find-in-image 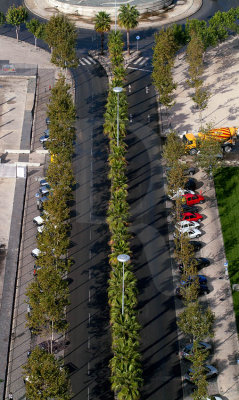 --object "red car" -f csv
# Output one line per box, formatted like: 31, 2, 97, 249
182, 193, 205, 206
181, 212, 203, 222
